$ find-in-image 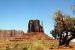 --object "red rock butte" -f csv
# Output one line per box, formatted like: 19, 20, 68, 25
0, 19, 53, 41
